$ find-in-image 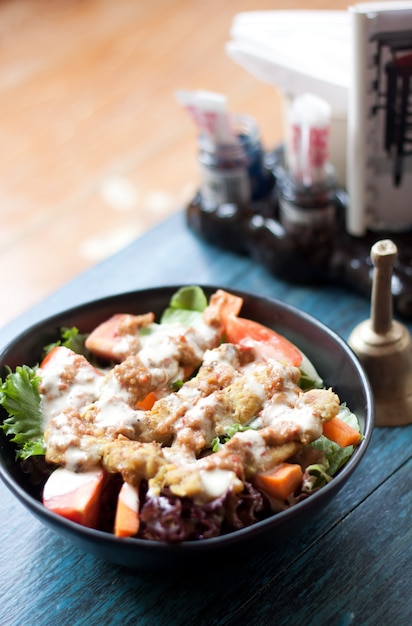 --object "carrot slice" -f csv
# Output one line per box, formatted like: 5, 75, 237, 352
43, 467, 105, 528
322, 417, 362, 447
253, 463, 303, 500
114, 482, 140, 537
136, 391, 158, 411
210, 289, 243, 323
